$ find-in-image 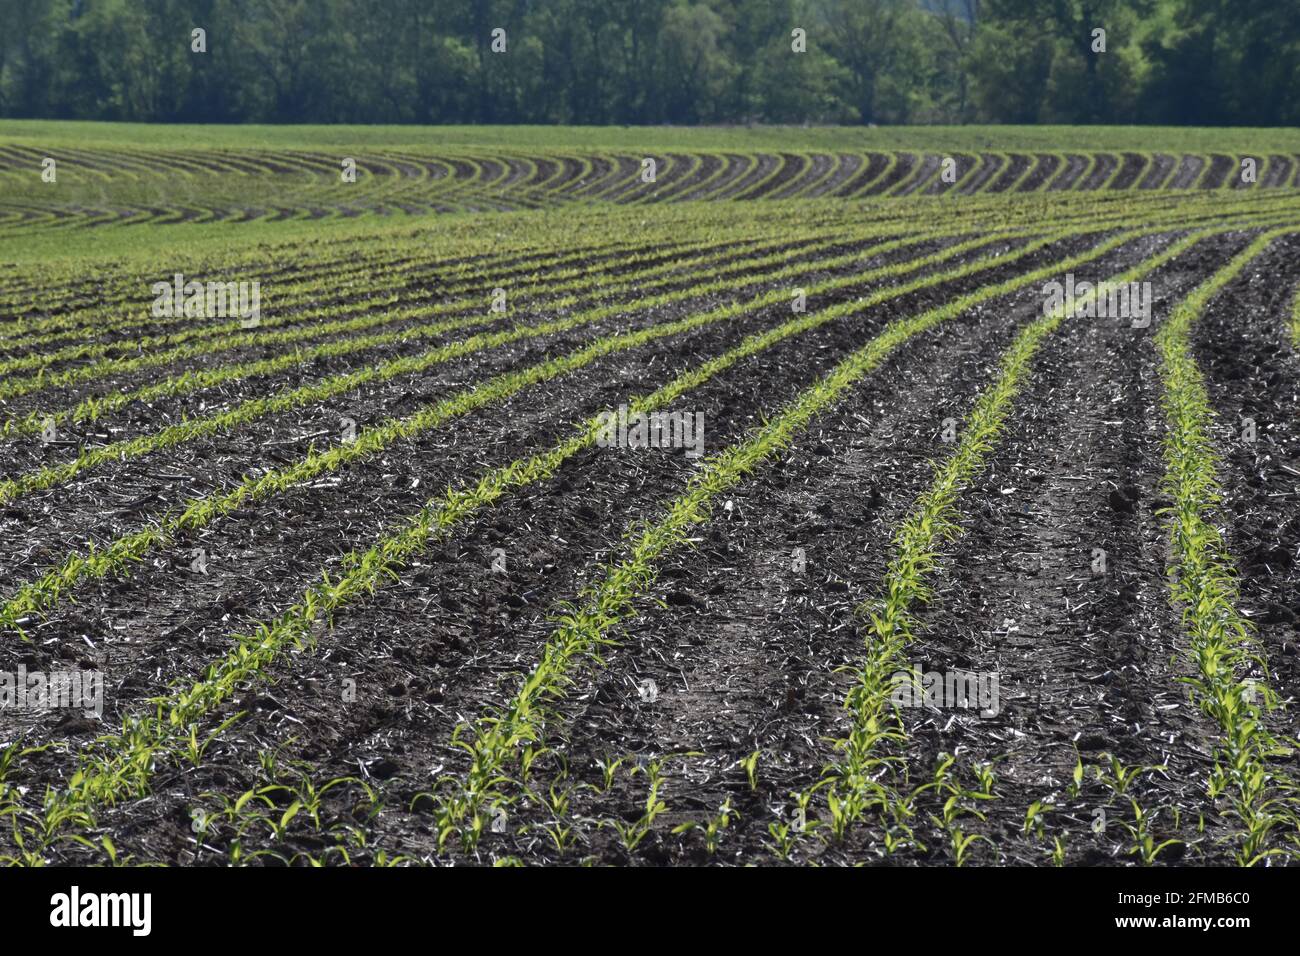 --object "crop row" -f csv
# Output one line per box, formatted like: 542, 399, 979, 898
1153, 227, 1300, 865
3, 179, 1288, 320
